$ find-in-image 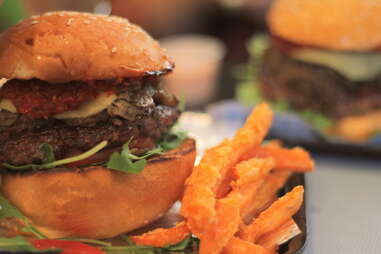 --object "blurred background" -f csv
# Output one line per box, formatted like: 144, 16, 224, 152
0, 0, 272, 109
